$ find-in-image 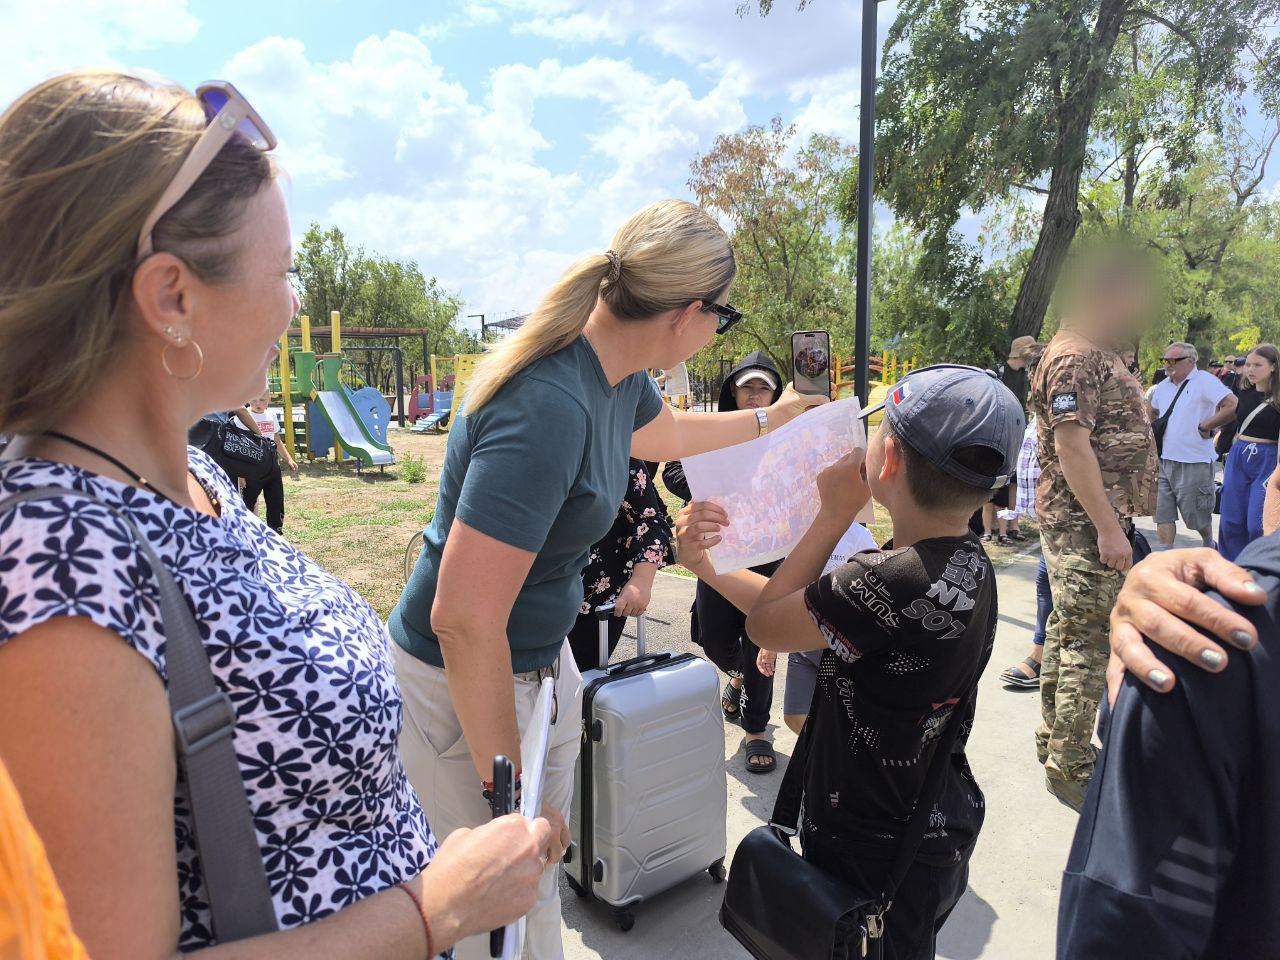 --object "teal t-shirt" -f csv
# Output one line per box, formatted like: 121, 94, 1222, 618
389, 336, 665, 673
